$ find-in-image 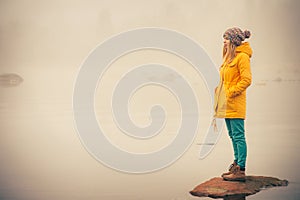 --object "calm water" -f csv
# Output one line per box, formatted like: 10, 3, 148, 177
0, 67, 299, 200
